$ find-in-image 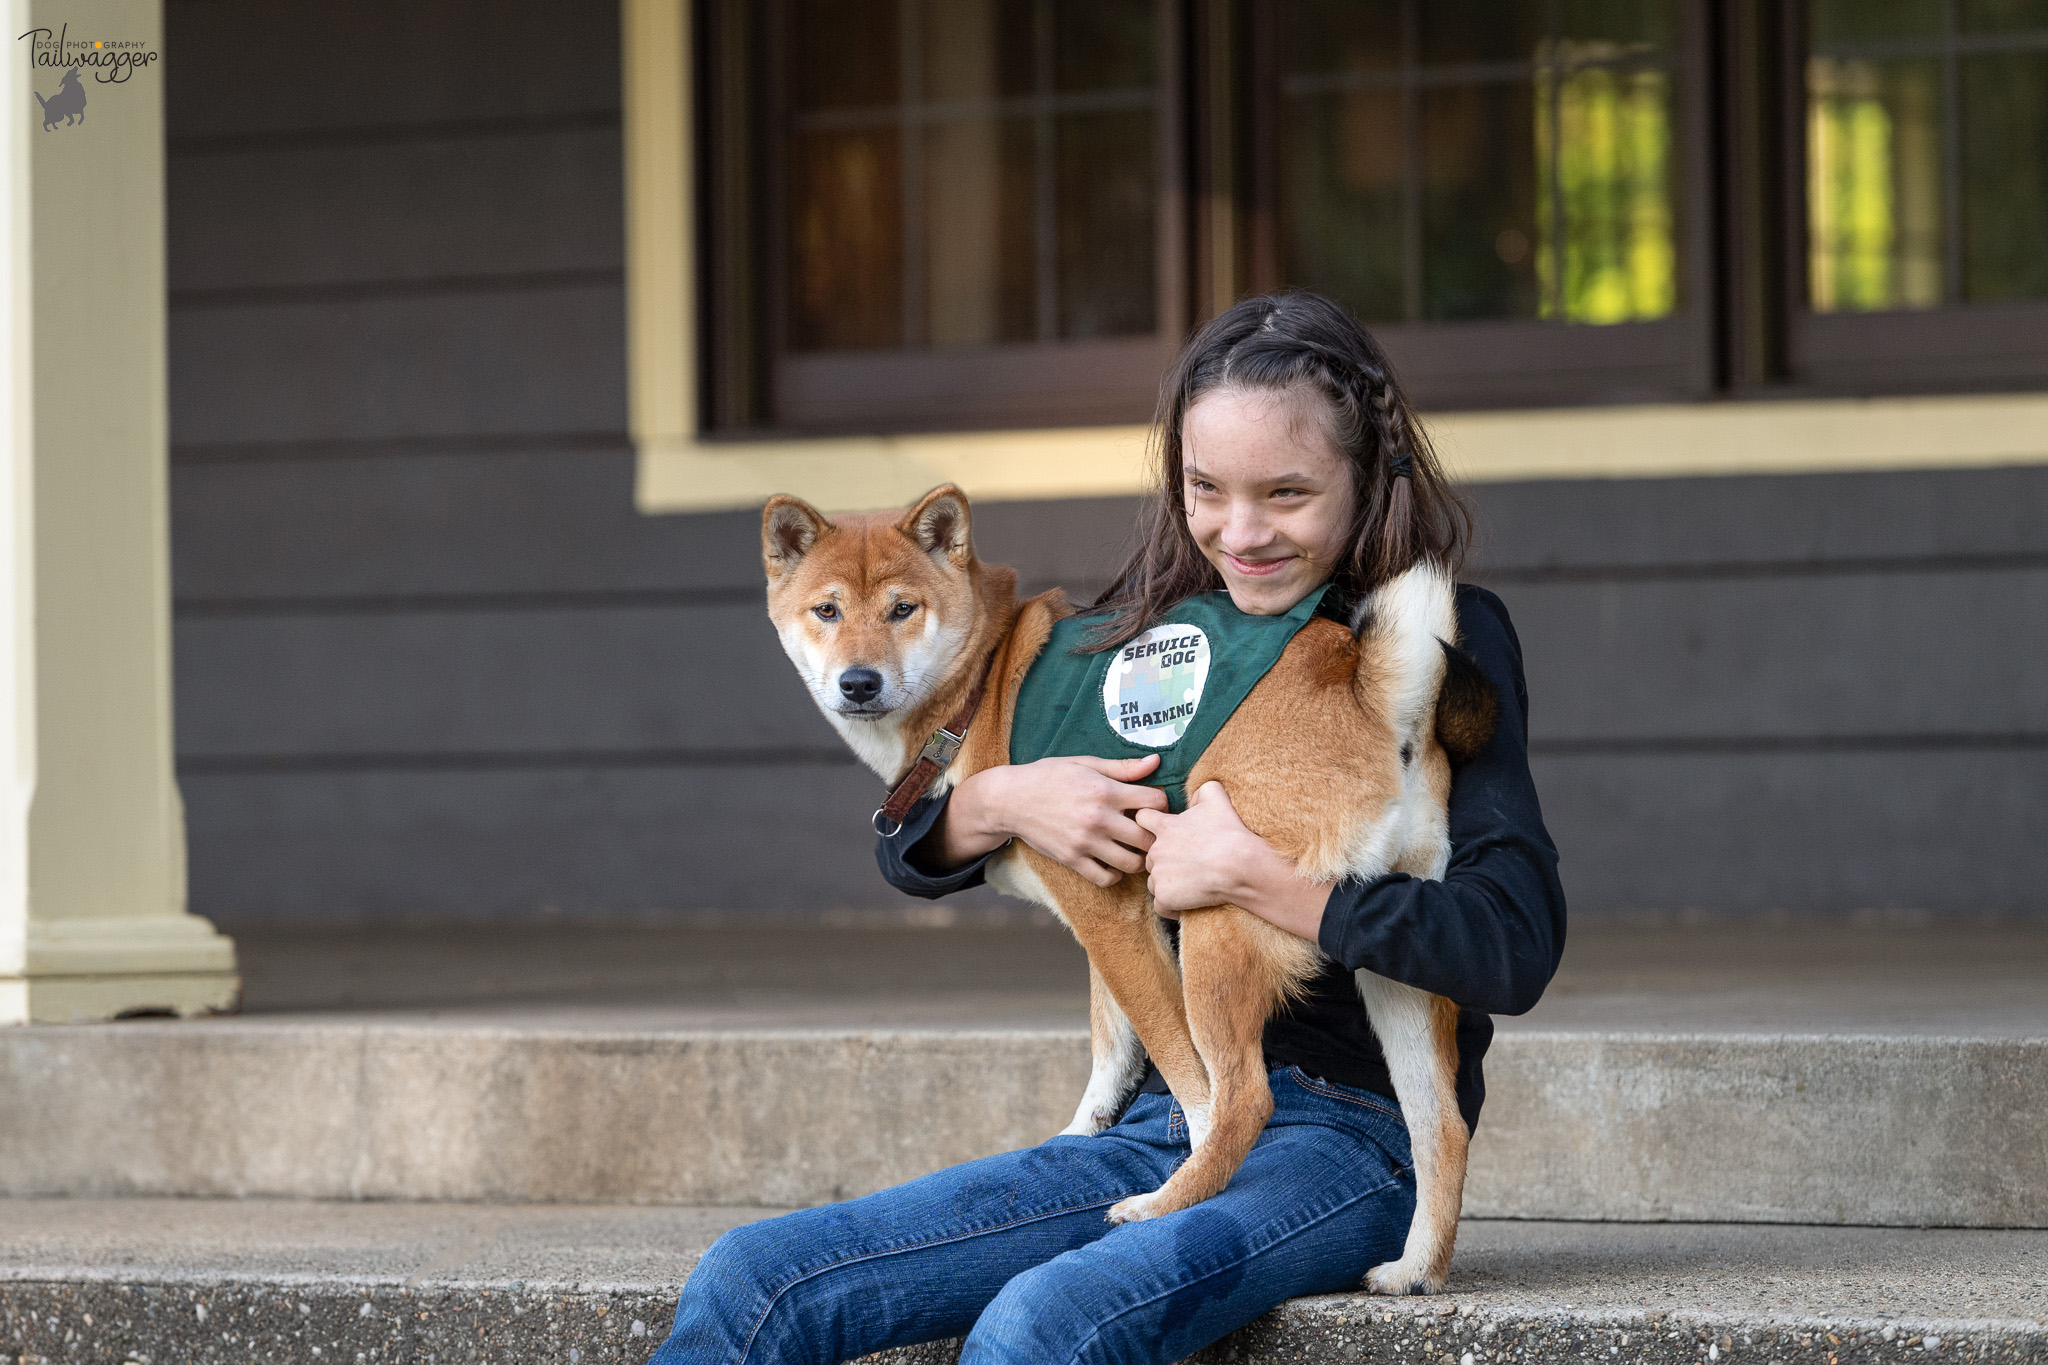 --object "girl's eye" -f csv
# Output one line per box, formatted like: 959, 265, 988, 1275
813, 603, 839, 621
891, 602, 917, 620
1189, 479, 1218, 495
